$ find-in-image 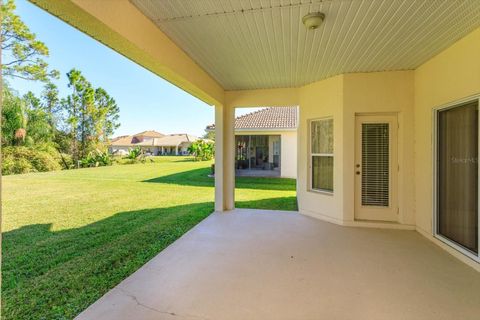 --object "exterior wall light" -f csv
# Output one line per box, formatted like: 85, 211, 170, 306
302, 12, 325, 30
